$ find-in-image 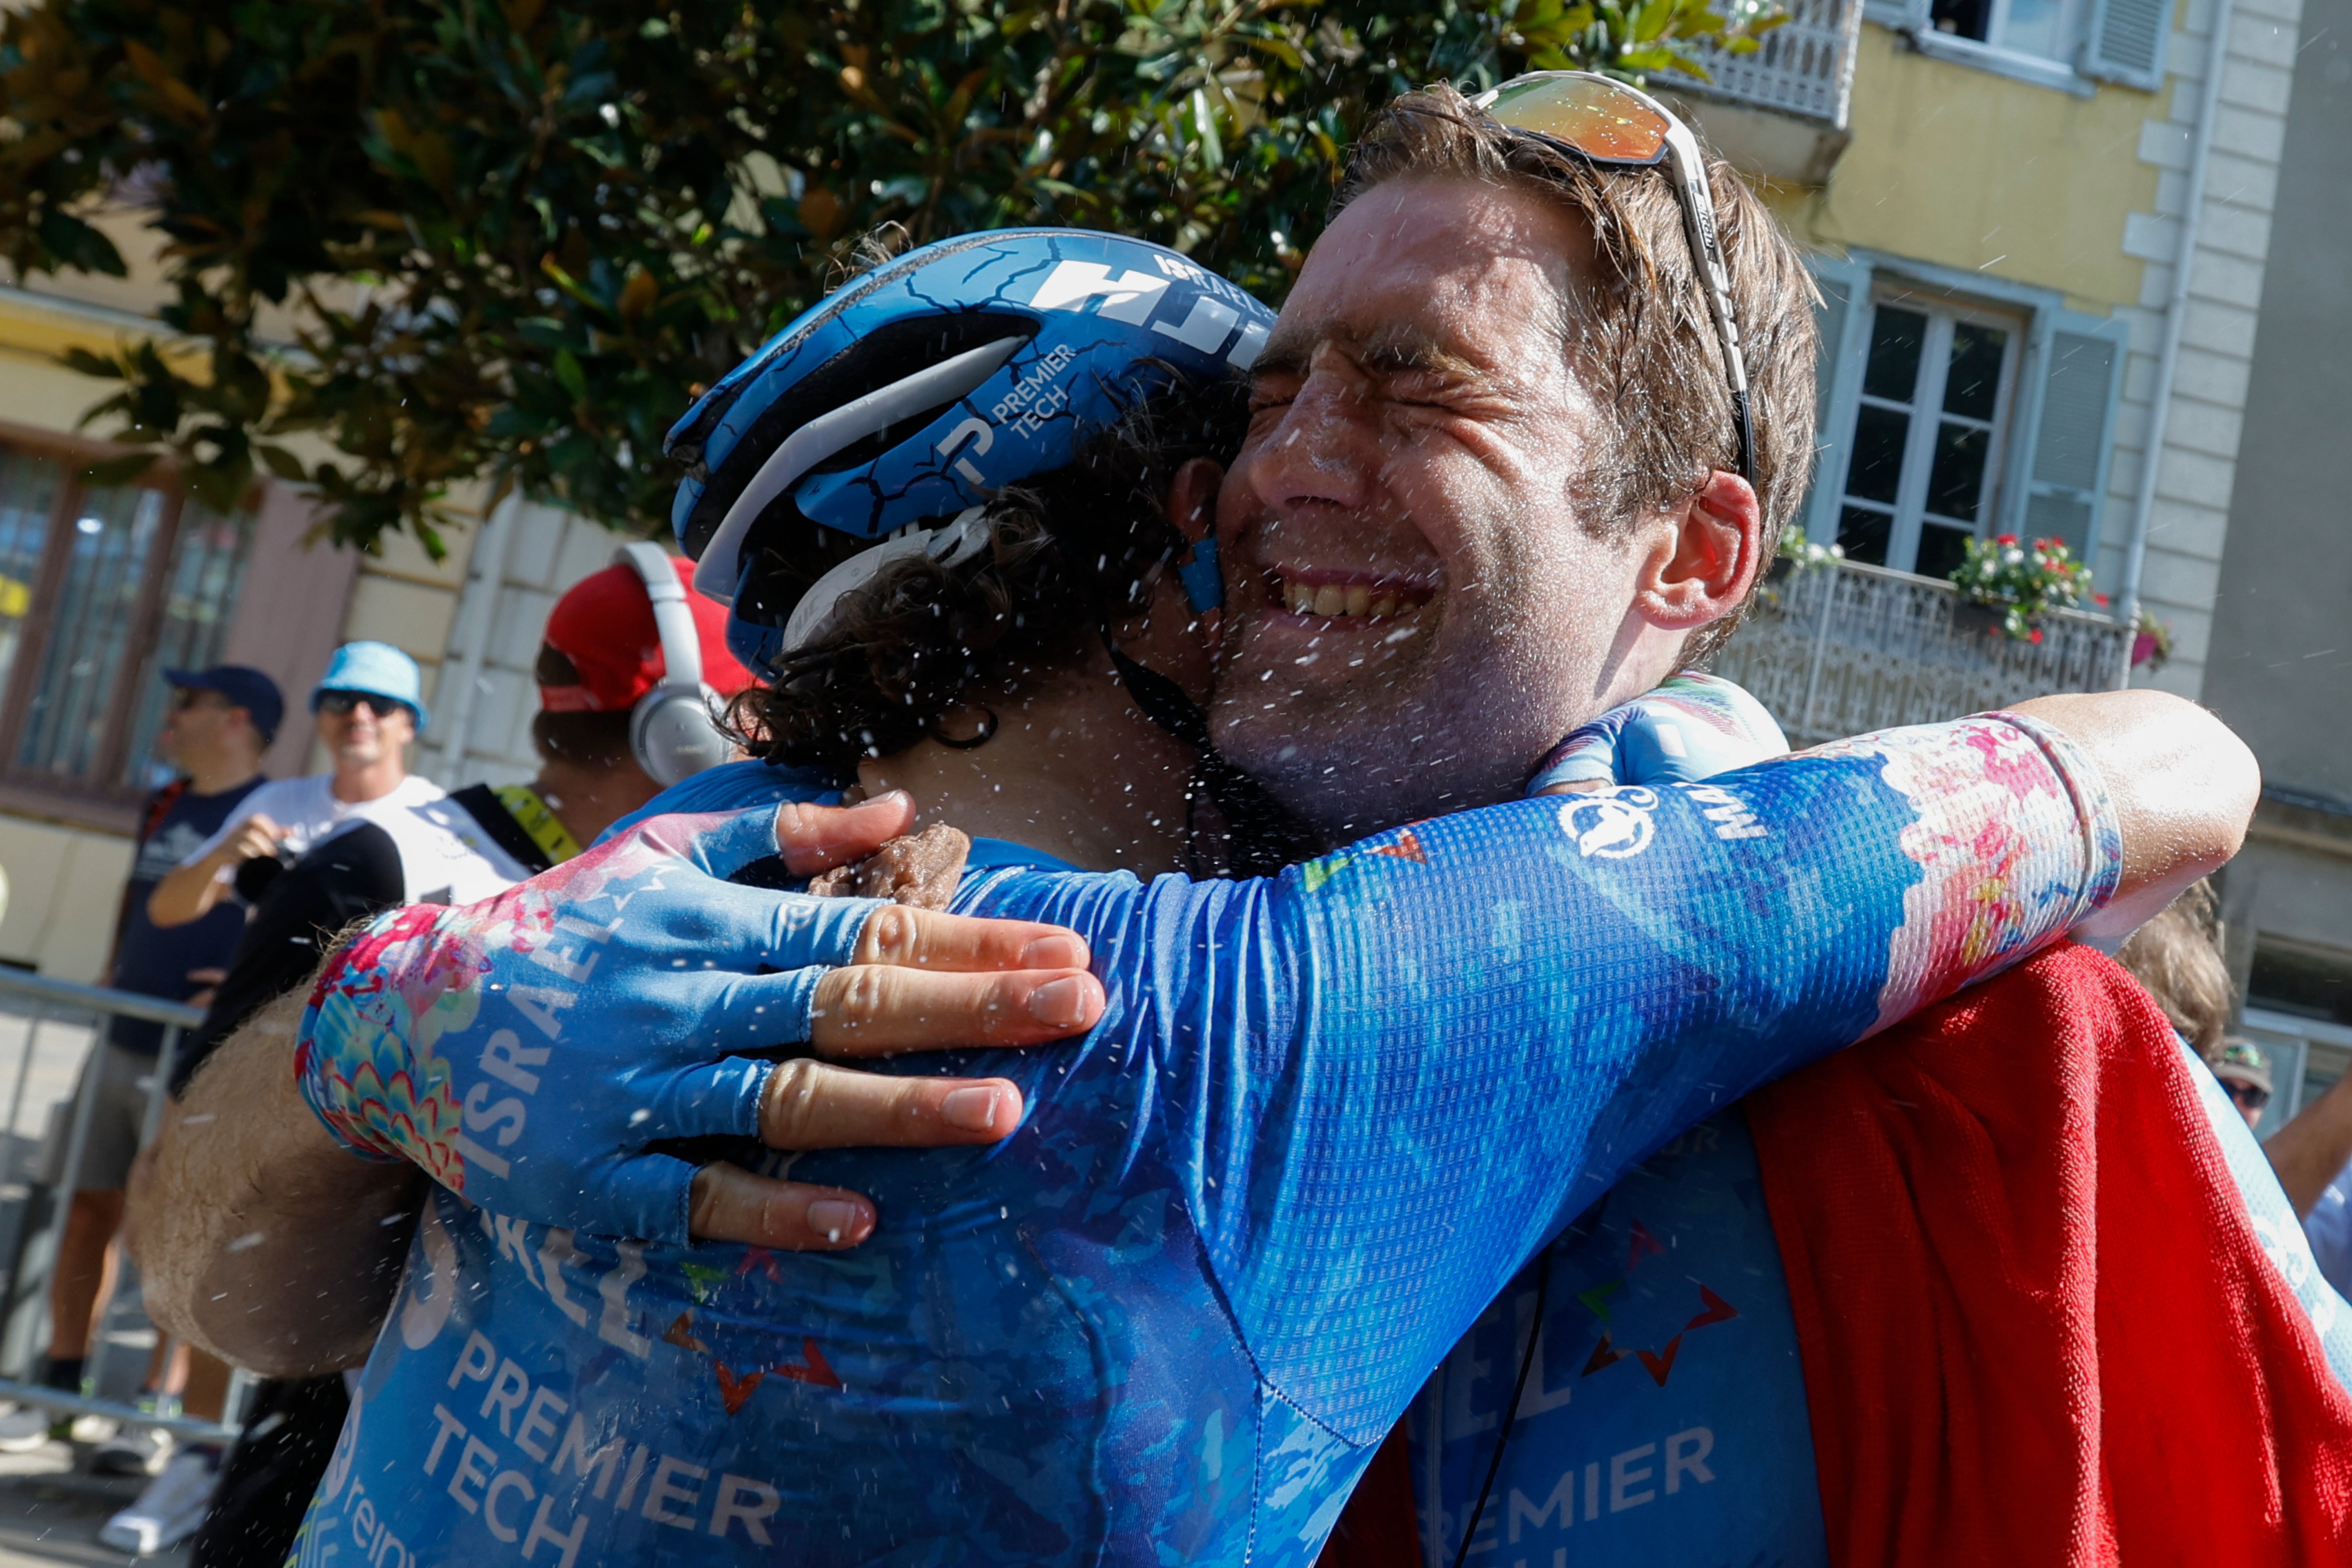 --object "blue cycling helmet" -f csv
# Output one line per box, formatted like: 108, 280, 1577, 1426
667, 228, 1274, 680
